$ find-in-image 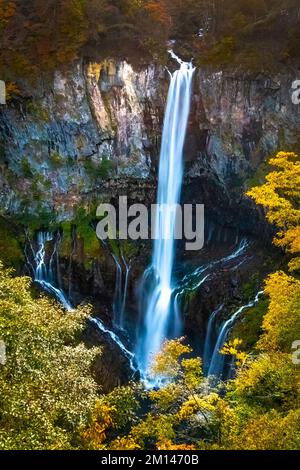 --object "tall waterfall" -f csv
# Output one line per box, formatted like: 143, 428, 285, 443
137, 52, 195, 377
